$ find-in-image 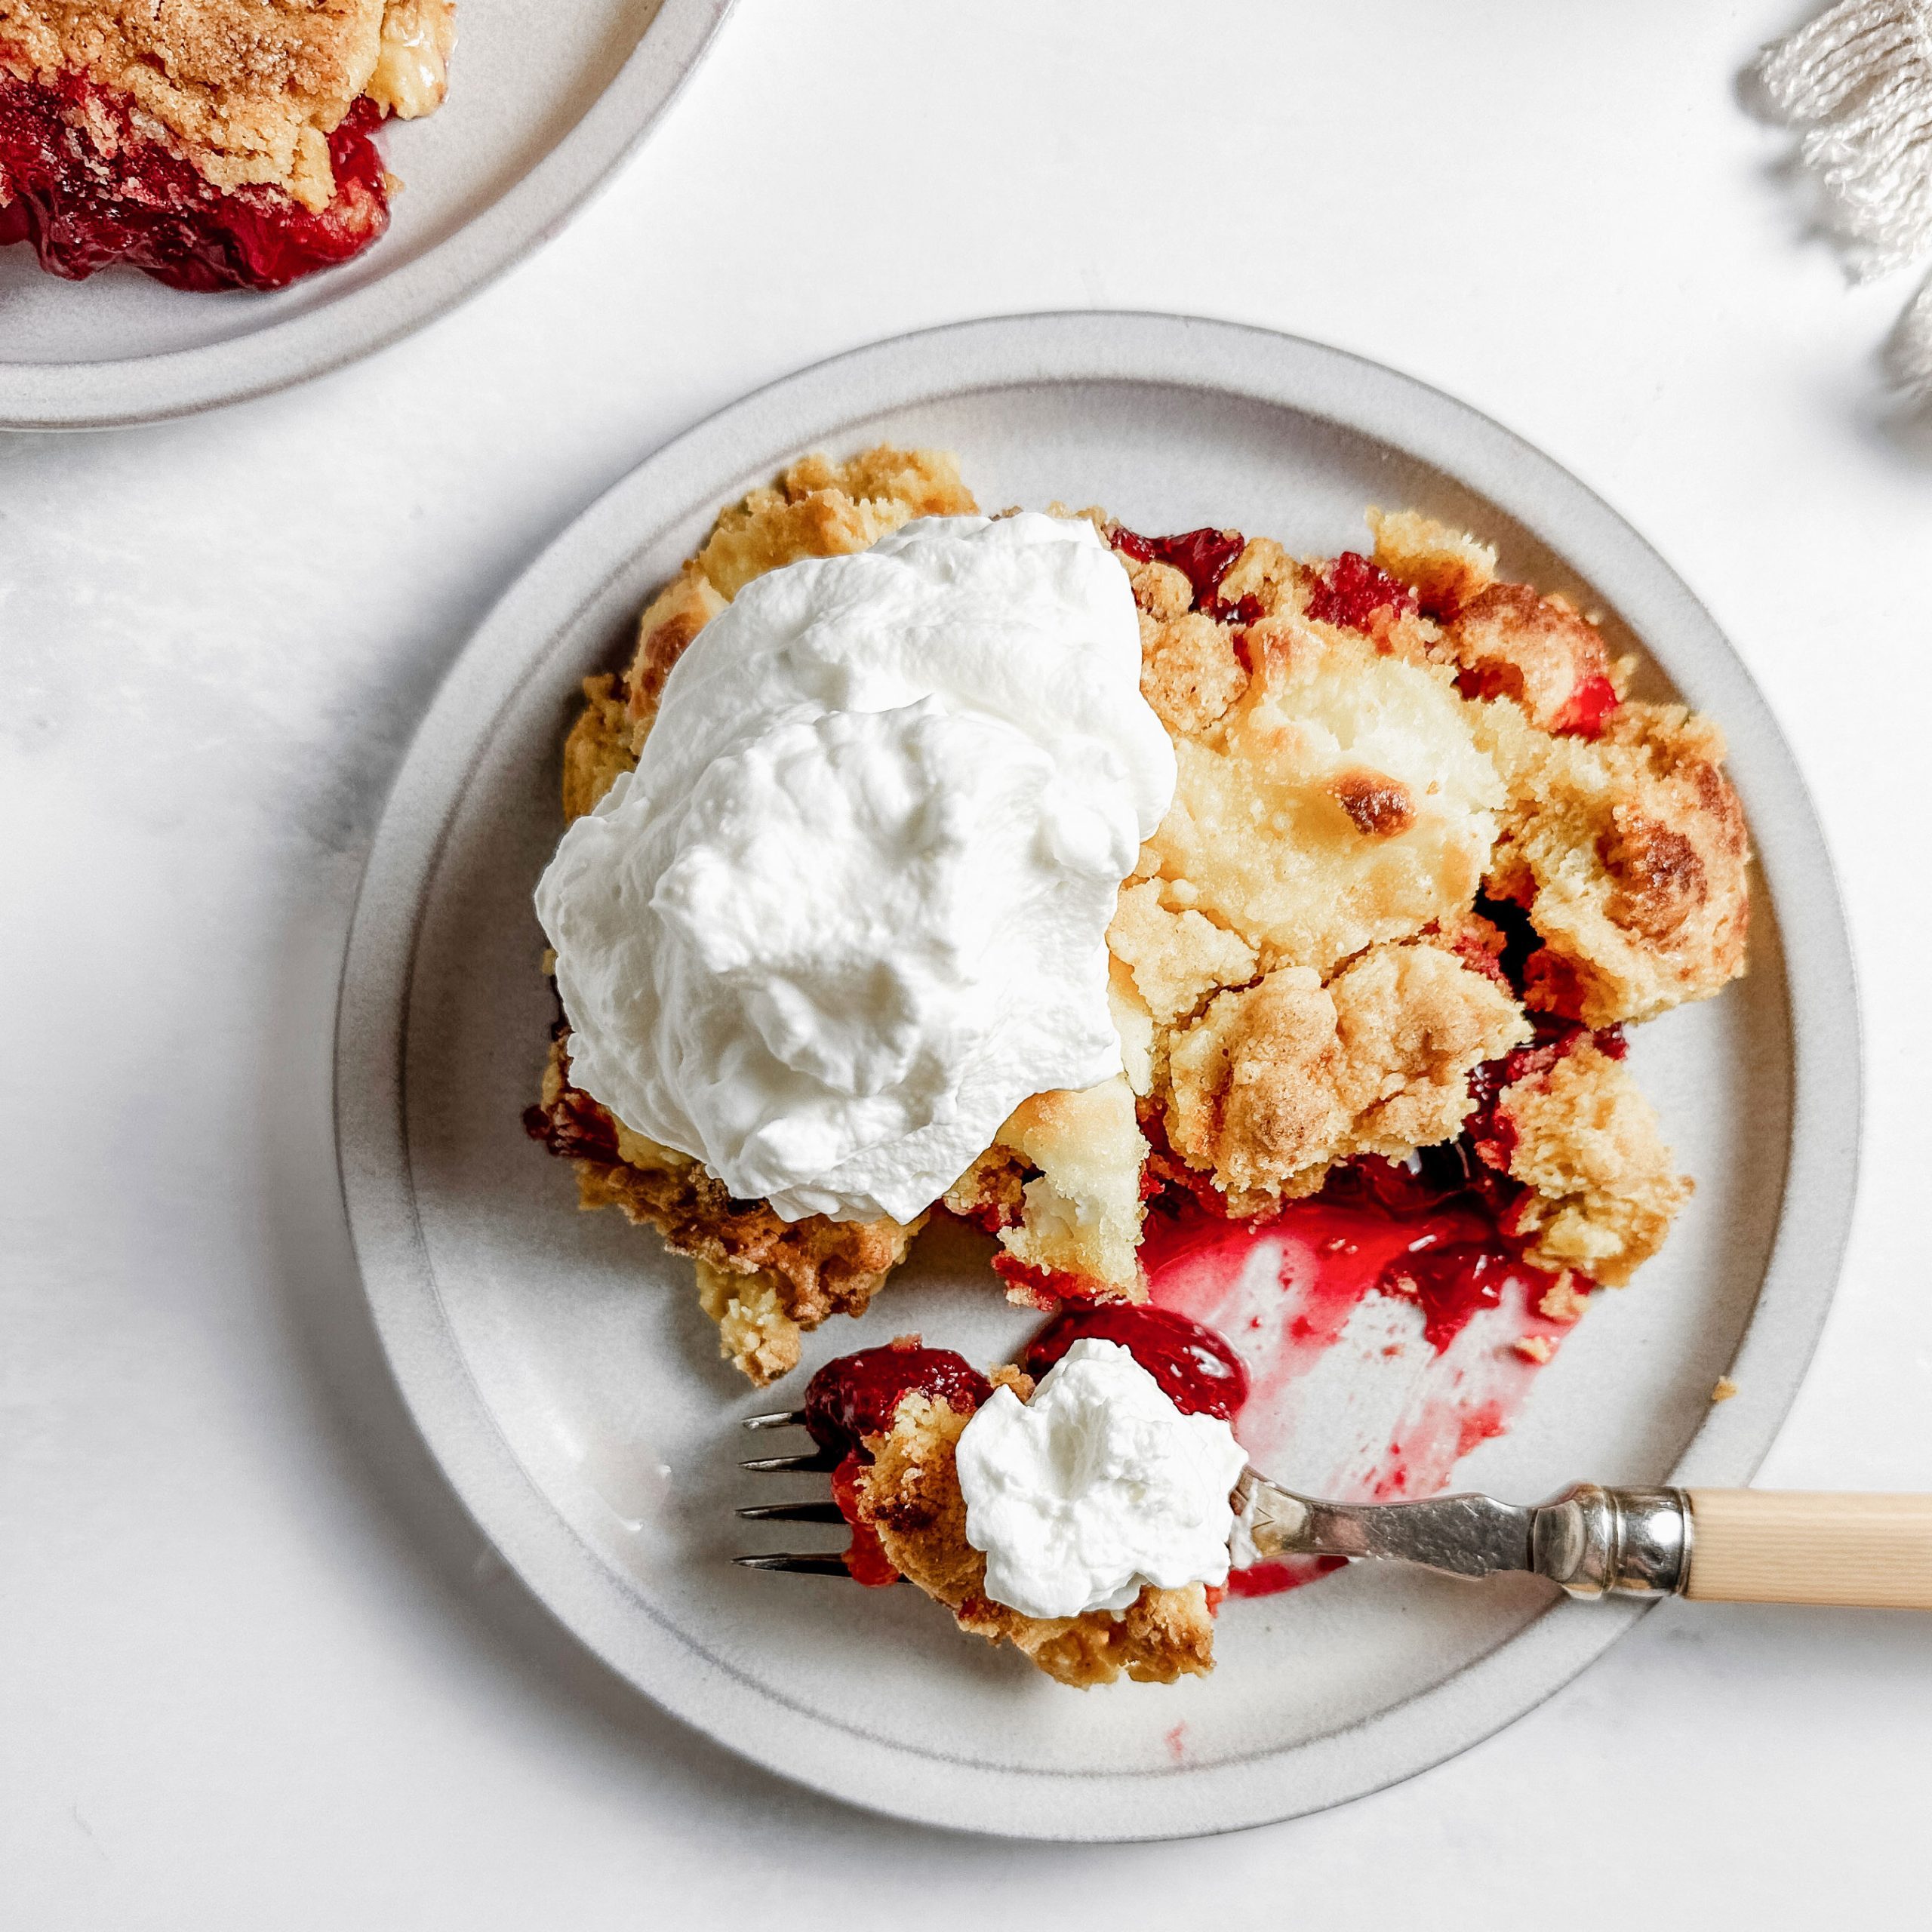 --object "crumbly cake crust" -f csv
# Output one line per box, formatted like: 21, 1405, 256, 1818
0, 0, 452, 209
1477, 698, 1750, 1026
1497, 1038, 1694, 1285
534, 458, 1746, 1379
854, 1389, 1217, 1687
1162, 939, 1531, 1208
527, 1034, 921, 1385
